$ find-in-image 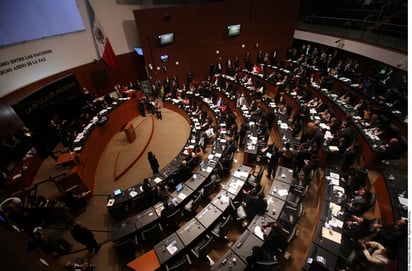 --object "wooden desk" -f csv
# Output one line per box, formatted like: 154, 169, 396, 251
127, 249, 160, 271
66, 98, 140, 193
6, 149, 43, 193
56, 152, 77, 167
